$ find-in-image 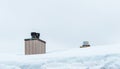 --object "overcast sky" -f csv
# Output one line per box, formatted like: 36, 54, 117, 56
0, 0, 120, 54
